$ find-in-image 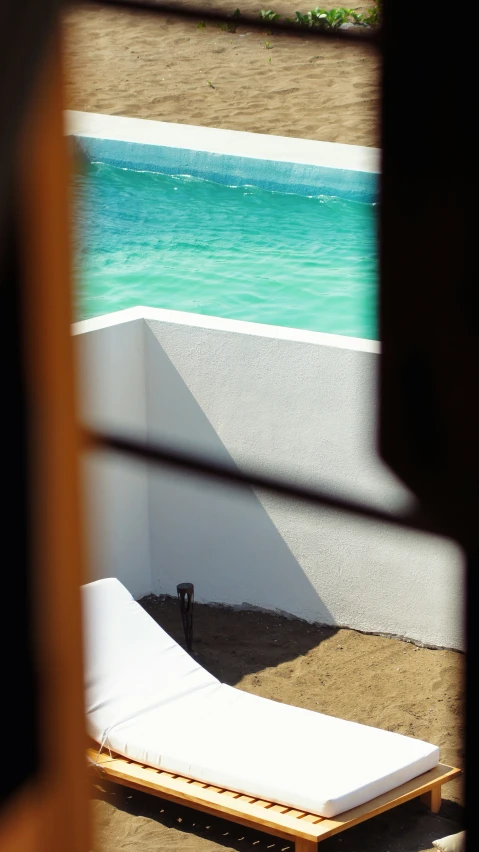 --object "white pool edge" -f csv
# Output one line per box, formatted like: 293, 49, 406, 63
65, 110, 380, 174
73, 306, 381, 353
